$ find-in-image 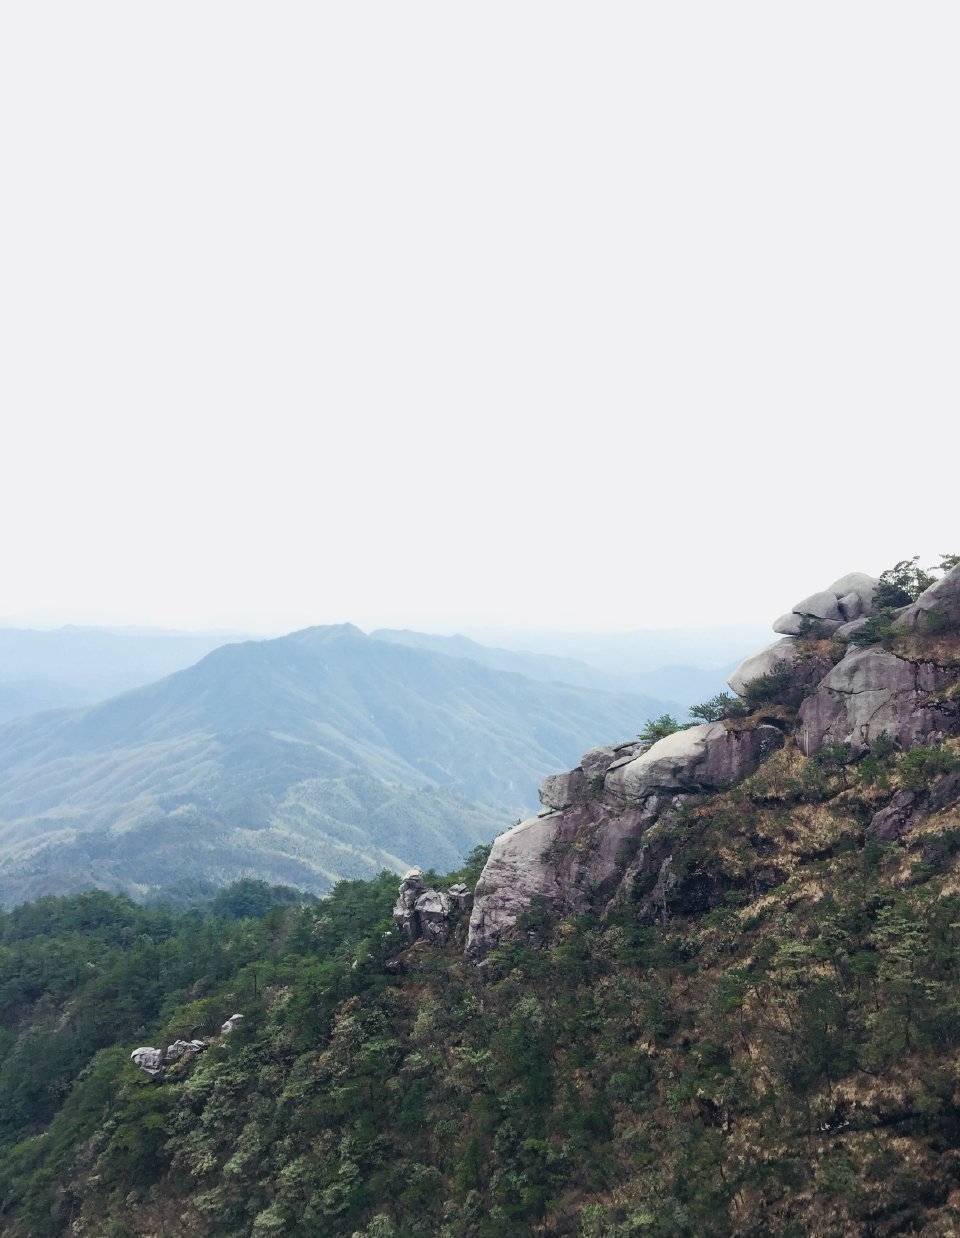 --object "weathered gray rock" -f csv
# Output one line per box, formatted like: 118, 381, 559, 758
414, 889, 453, 944
580, 745, 620, 784
131, 1047, 165, 1077
792, 590, 843, 622
728, 639, 799, 697
605, 722, 784, 799
465, 797, 659, 961
772, 573, 878, 637
797, 647, 959, 756
221, 1013, 244, 1034
773, 612, 805, 636
165, 1039, 207, 1063
539, 768, 586, 811
393, 868, 427, 943
827, 573, 878, 613
448, 883, 473, 913
836, 616, 870, 640
867, 791, 920, 842
837, 592, 864, 622
893, 563, 960, 634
